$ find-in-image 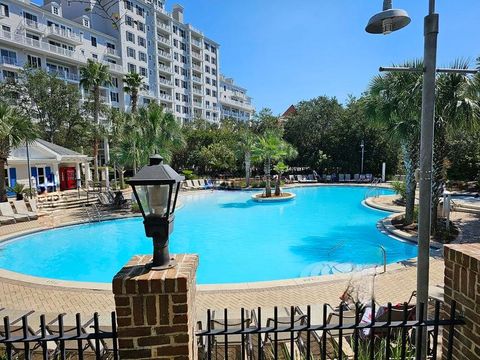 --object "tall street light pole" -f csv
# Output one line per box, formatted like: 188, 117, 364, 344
366, 1, 438, 358
360, 140, 365, 174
